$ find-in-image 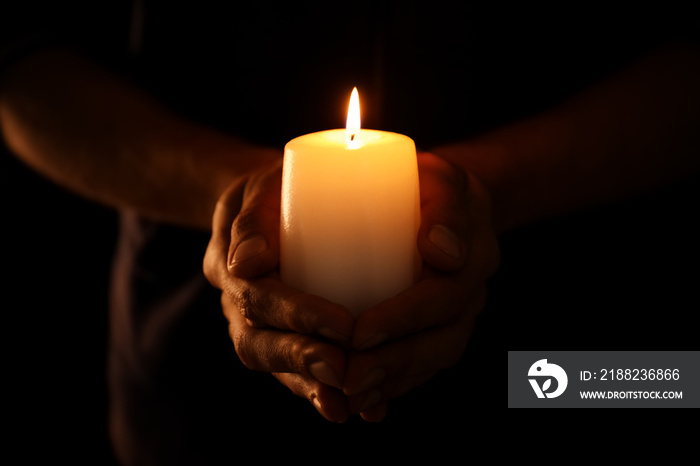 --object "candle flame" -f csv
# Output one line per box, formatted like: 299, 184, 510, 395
346, 87, 361, 144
